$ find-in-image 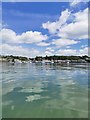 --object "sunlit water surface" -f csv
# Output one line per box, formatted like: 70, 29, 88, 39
1, 63, 90, 118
